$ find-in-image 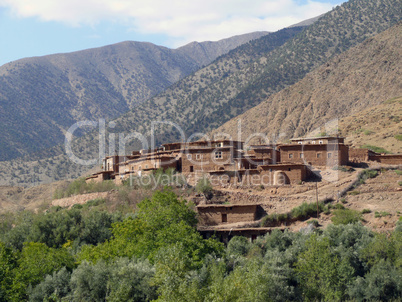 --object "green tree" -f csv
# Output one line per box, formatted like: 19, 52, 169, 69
10, 242, 75, 301
295, 234, 354, 301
